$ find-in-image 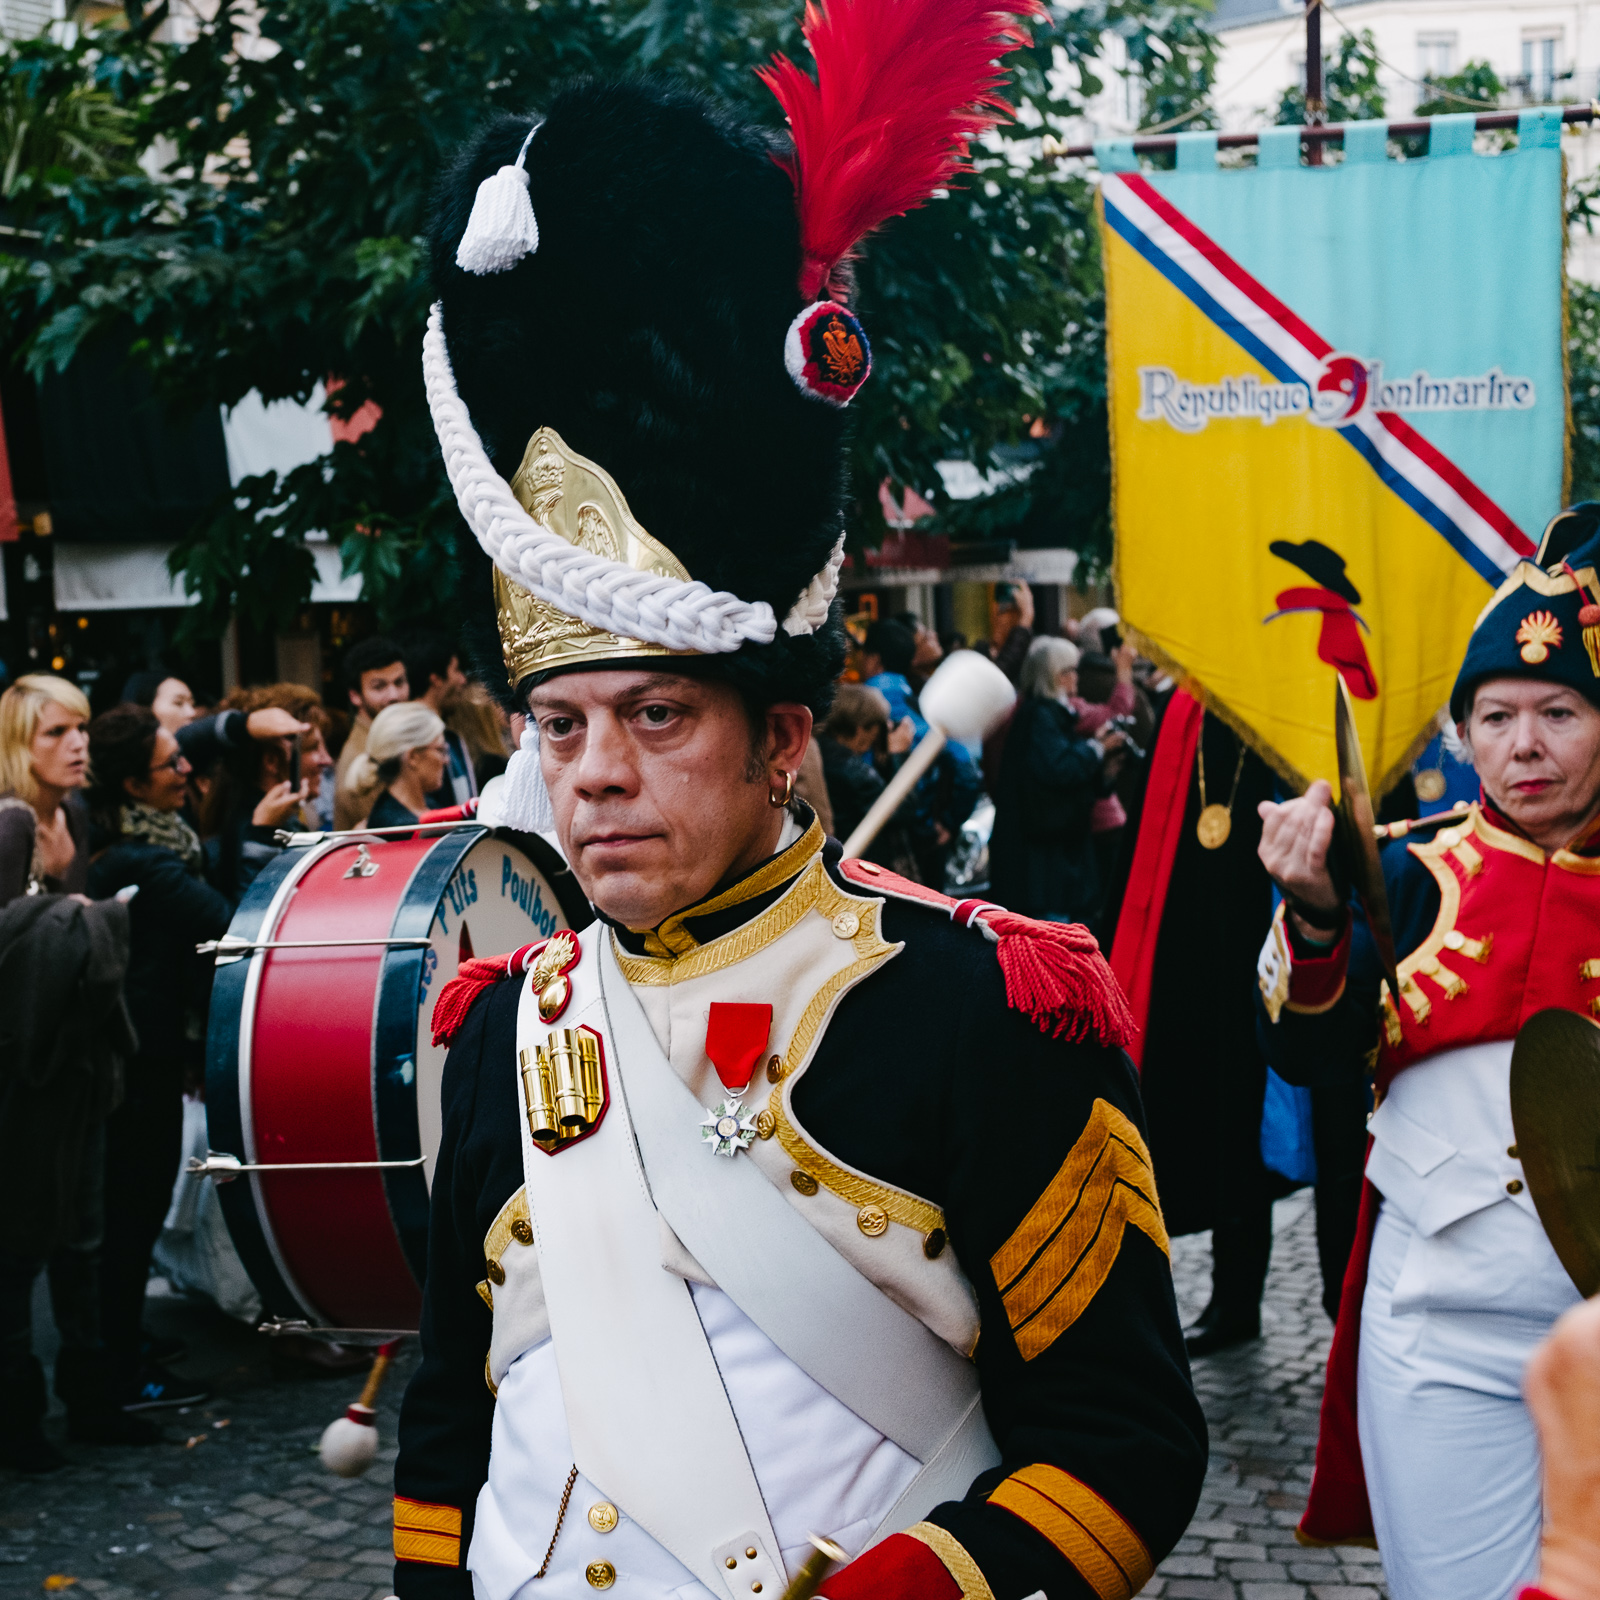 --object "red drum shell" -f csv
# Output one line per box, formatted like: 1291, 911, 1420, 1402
206, 824, 587, 1332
